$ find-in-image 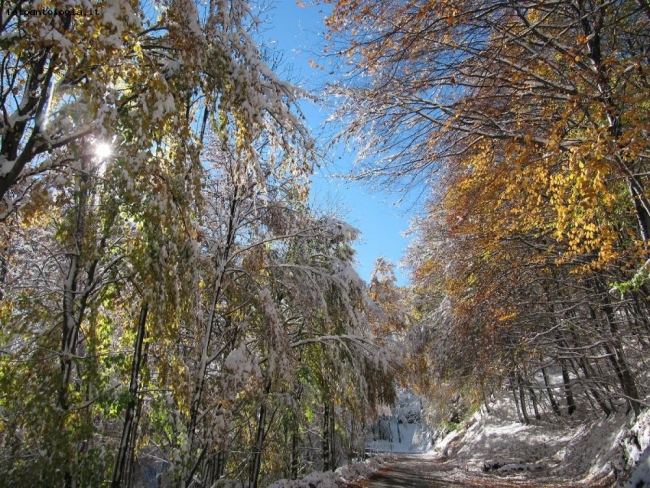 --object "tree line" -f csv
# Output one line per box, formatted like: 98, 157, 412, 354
325, 0, 650, 422
0, 1, 395, 486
